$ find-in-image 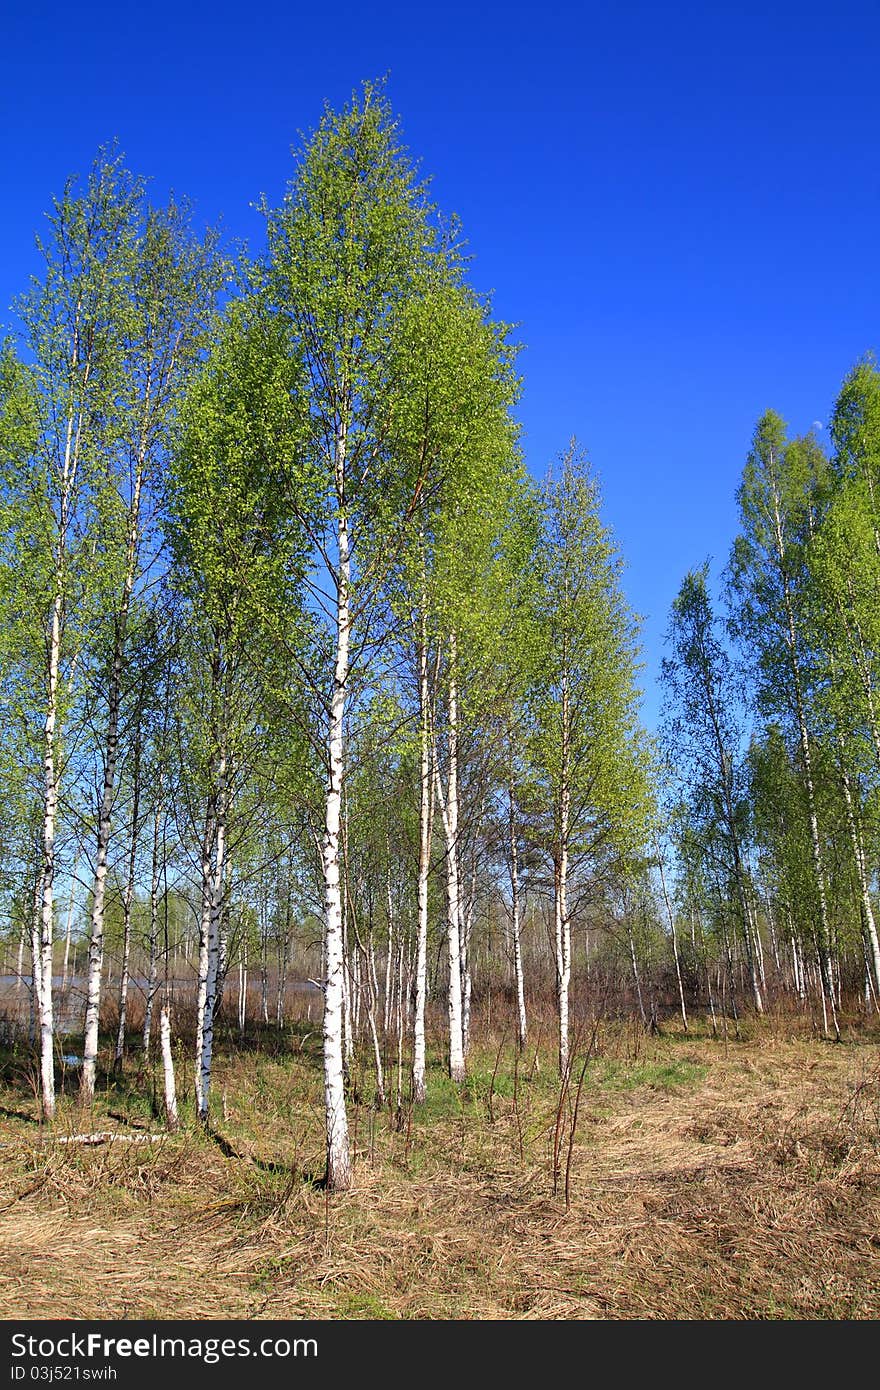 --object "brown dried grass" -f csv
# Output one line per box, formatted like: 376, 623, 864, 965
1, 1021, 878, 1319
